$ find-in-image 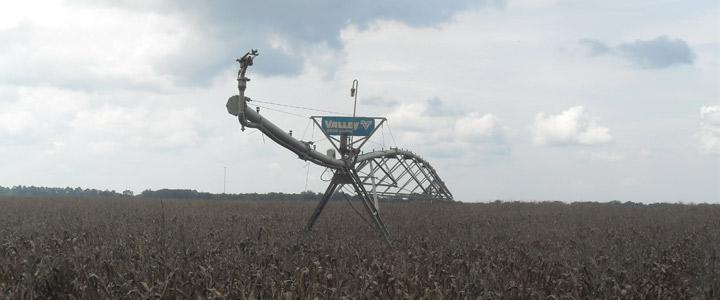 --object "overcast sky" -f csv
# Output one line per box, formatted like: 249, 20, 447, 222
1, 0, 718, 202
